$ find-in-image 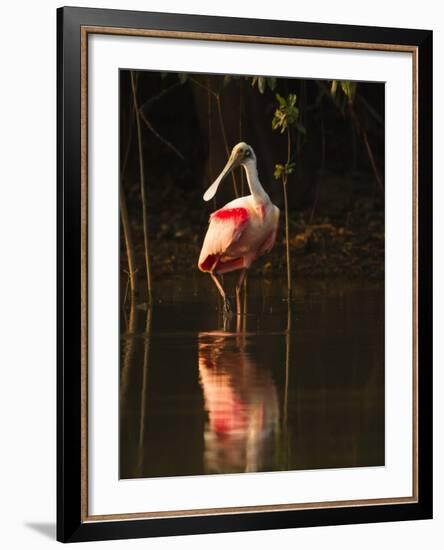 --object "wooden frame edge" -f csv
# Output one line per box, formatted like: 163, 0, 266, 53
80, 25, 89, 523
79, 25, 420, 524
84, 496, 419, 523
82, 25, 418, 53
